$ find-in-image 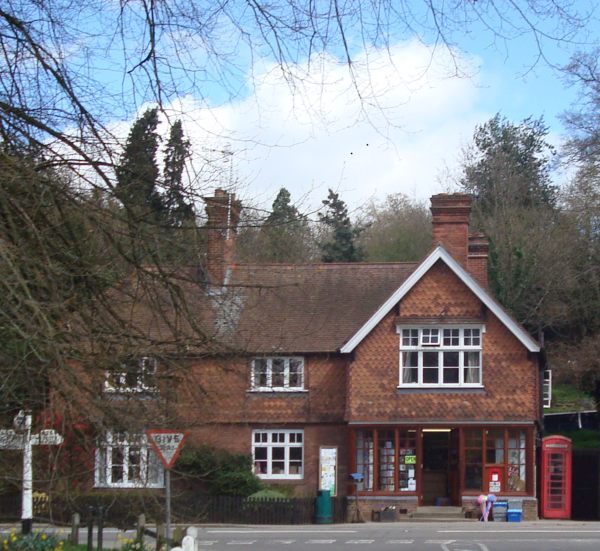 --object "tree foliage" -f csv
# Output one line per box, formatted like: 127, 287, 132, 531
238, 188, 316, 263
461, 114, 557, 212
562, 48, 600, 168
459, 115, 567, 331
116, 108, 163, 219
318, 189, 364, 262
163, 120, 194, 228
359, 193, 431, 262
